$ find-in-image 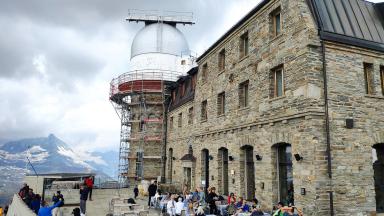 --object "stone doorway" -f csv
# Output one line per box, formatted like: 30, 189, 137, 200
240, 145, 255, 200
218, 147, 229, 195
201, 149, 209, 193
373, 143, 384, 213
